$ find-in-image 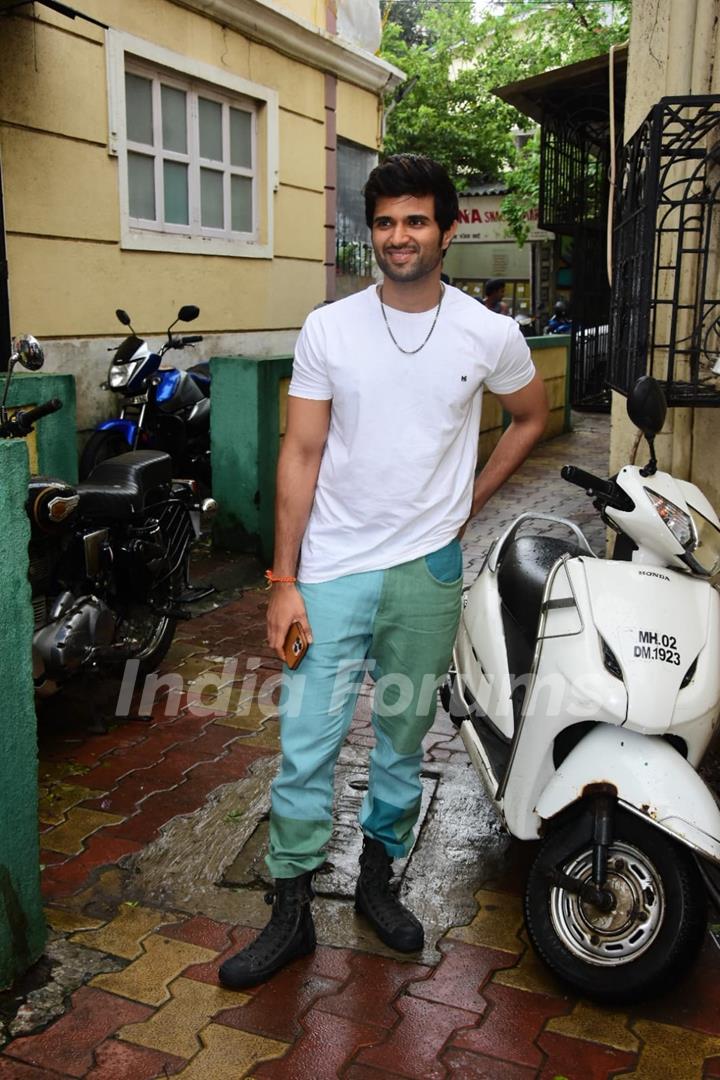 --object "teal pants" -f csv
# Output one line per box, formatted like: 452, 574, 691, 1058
267, 540, 463, 879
